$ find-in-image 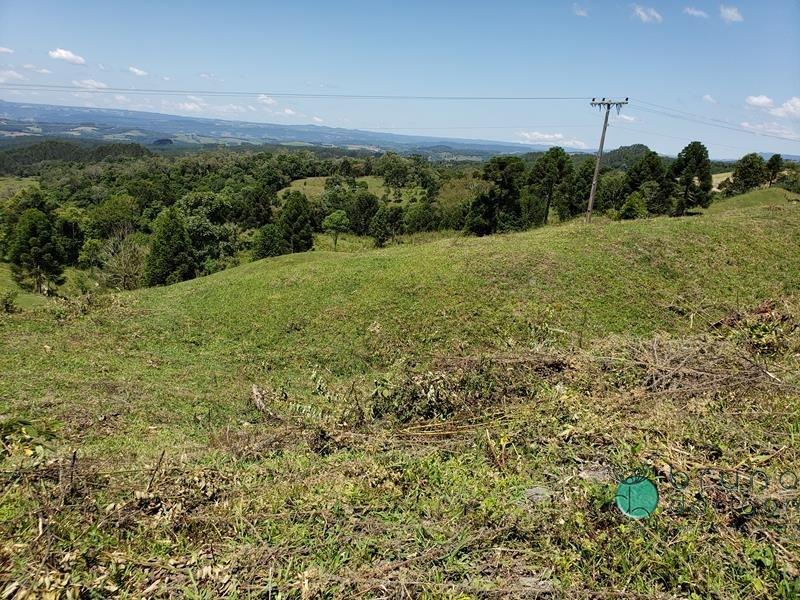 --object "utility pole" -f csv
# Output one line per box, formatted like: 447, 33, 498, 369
586, 98, 628, 222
